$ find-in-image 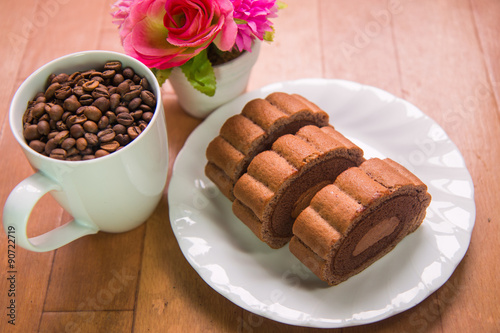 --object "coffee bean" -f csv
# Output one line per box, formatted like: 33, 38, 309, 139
140, 78, 150, 90
79, 94, 94, 106
45, 138, 57, 155
52, 73, 69, 84
92, 97, 110, 112
109, 93, 121, 110
142, 112, 154, 123
73, 86, 84, 97
97, 128, 115, 143
128, 97, 142, 111
97, 116, 109, 130
32, 103, 46, 118
115, 106, 129, 114
82, 80, 99, 92
63, 95, 81, 112
131, 110, 143, 121
127, 126, 142, 140
104, 61, 122, 72
139, 104, 153, 112
84, 132, 99, 146
133, 74, 142, 84
23, 60, 156, 160
66, 147, 79, 157
105, 111, 117, 124
80, 148, 93, 155
45, 82, 61, 99
50, 148, 67, 159
90, 71, 103, 79
68, 71, 82, 83
29, 140, 46, 153
70, 124, 85, 138
112, 74, 125, 86
47, 132, 58, 140
48, 104, 64, 121
95, 149, 110, 158
66, 114, 87, 127
138, 121, 148, 131
141, 90, 156, 108
84, 105, 102, 122
115, 133, 130, 146
37, 120, 51, 136
113, 124, 126, 135
83, 120, 98, 133
56, 120, 68, 131
100, 140, 120, 152
54, 86, 72, 100
122, 67, 135, 79
76, 137, 87, 151
24, 124, 40, 141
102, 70, 115, 79
53, 130, 69, 144
61, 137, 76, 150
122, 89, 141, 101
92, 87, 109, 99
67, 155, 83, 161
116, 113, 134, 126
117, 81, 130, 96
